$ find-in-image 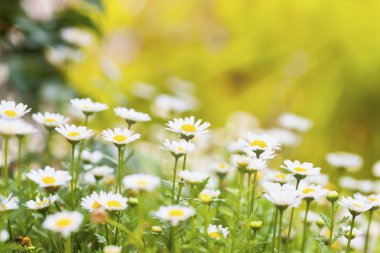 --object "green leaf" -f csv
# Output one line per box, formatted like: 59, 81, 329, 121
320, 212, 331, 229
94, 233, 107, 245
